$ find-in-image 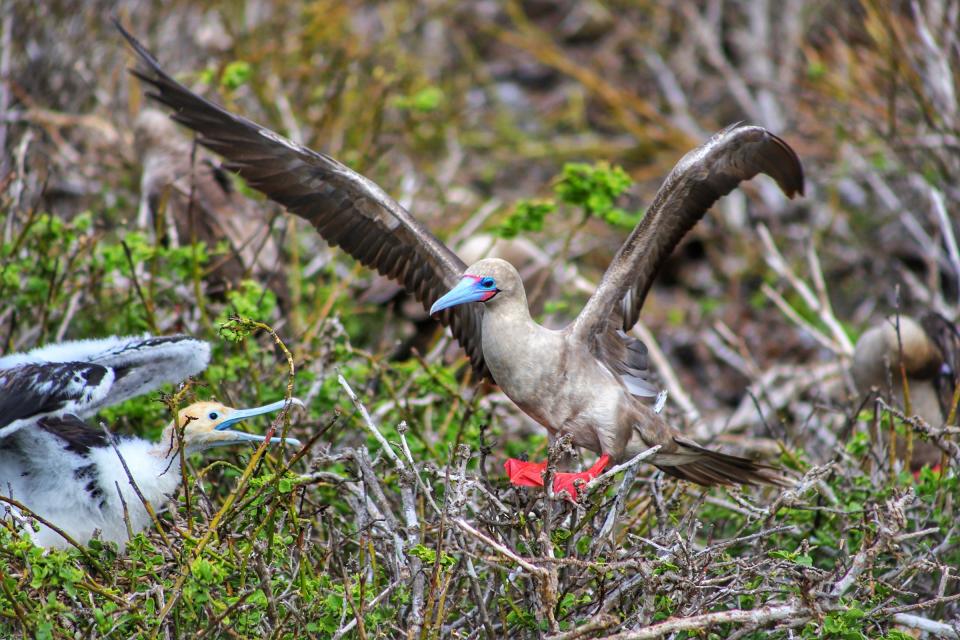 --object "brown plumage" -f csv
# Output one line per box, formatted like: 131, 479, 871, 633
117, 26, 486, 379
574, 126, 804, 334
117, 23, 803, 489
852, 313, 960, 469
457, 258, 787, 487
921, 312, 960, 417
